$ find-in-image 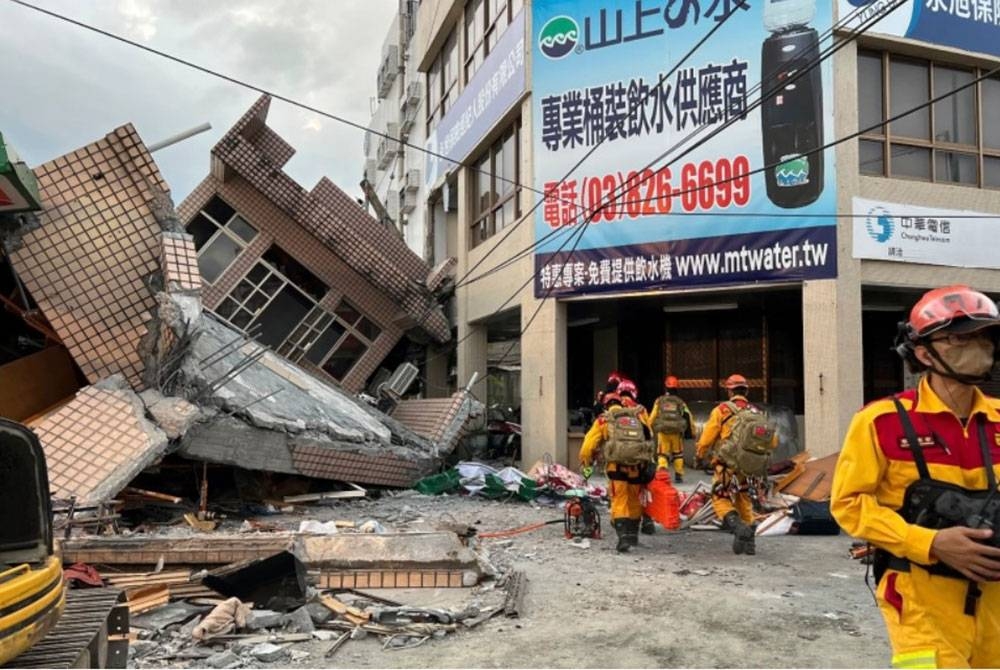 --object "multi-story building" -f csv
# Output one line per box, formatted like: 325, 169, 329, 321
406, 0, 1000, 466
